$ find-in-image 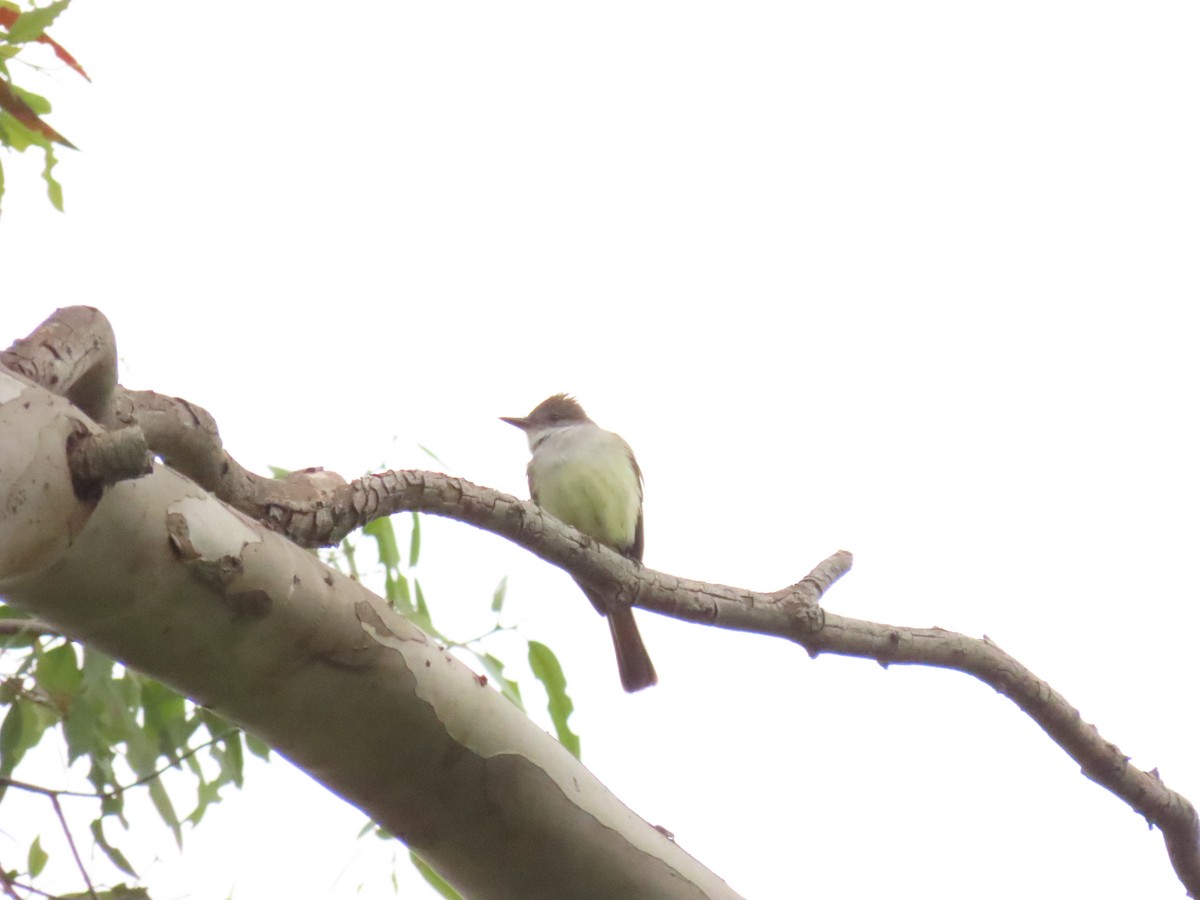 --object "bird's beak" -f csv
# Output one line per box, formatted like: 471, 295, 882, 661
499, 416, 529, 430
